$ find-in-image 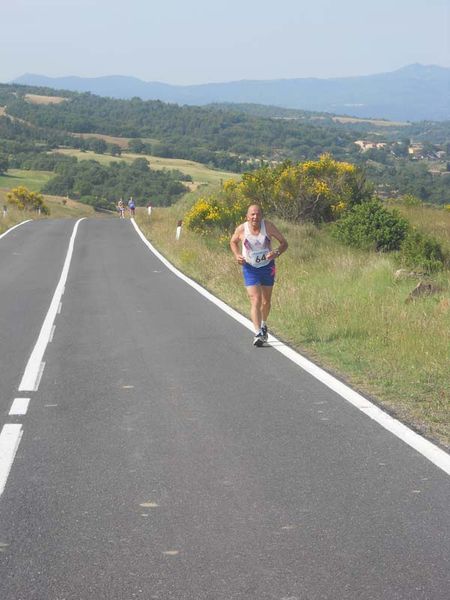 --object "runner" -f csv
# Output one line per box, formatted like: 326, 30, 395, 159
117, 199, 125, 219
128, 197, 136, 217
230, 204, 288, 346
